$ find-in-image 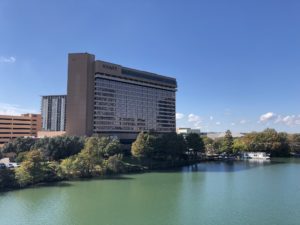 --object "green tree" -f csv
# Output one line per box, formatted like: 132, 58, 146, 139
241, 129, 290, 156
131, 132, 156, 159
59, 136, 122, 178
0, 169, 17, 190
1, 137, 36, 154
59, 156, 76, 178
34, 136, 85, 161
15, 152, 28, 163
72, 146, 102, 177
15, 150, 45, 187
203, 136, 214, 146
42, 161, 60, 182
220, 130, 234, 154
240, 129, 290, 156
233, 138, 247, 153
213, 138, 223, 153
185, 133, 205, 156
159, 133, 187, 160
104, 154, 125, 174
0, 136, 85, 161
202, 136, 216, 154
102, 137, 122, 157
86, 136, 122, 158
288, 134, 300, 153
